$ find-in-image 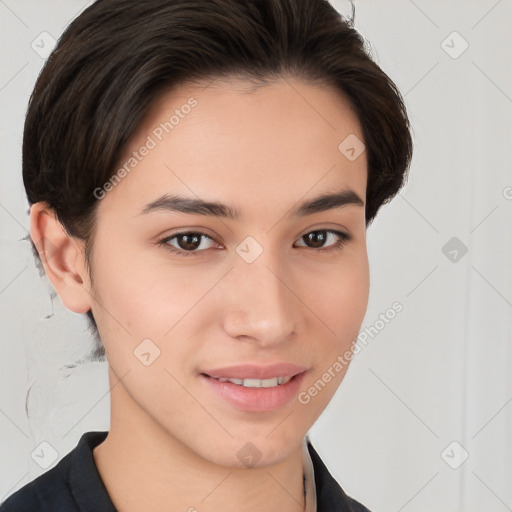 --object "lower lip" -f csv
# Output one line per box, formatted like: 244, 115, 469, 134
200, 372, 307, 412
